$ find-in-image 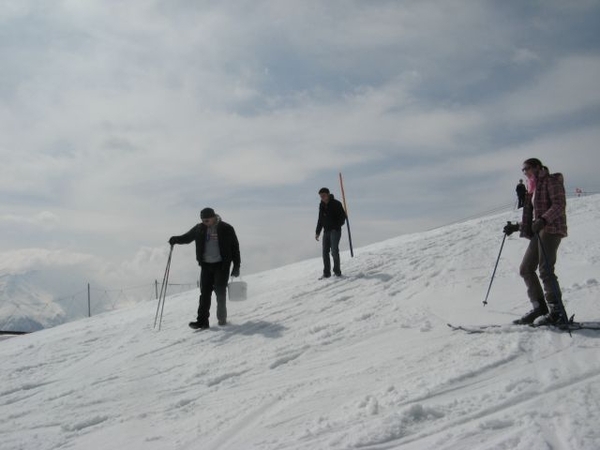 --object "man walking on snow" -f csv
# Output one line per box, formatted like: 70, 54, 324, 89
315, 187, 347, 278
169, 208, 241, 329
516, 179, 527, 209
